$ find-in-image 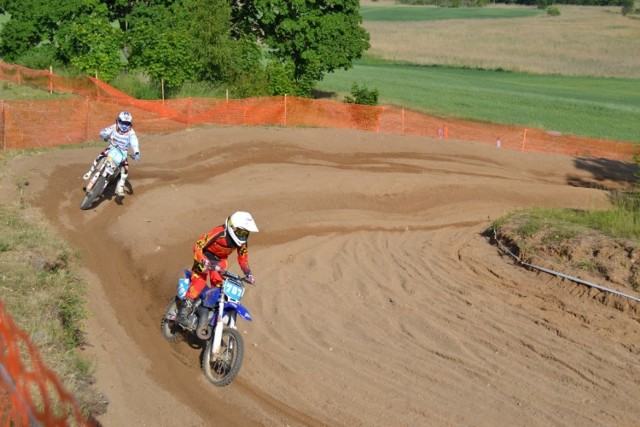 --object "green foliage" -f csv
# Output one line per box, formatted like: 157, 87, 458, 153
55, 13, 123, 80
621, 0, 634, 15
127, 3, 198, 88
233, 0, 370, 97
109, 71, 162, 100
546, 5, 561, 15
14, 44, 62, 70
169, 81, 227, 99
537, 0, 549, 8
344, 82, 379, 106
266, 60, 298, 96
0, 0, 105, 60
